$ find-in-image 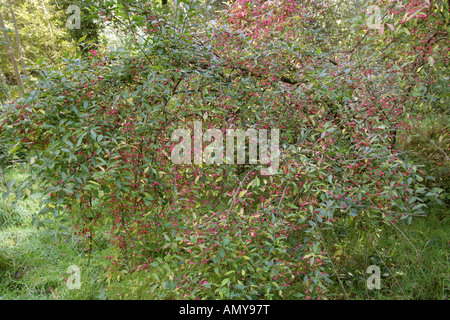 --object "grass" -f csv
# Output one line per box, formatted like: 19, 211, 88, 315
0, 165, 108, 300
0, 225, 108, 299
0, 163, 448, 300
324, 205, 449, 300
